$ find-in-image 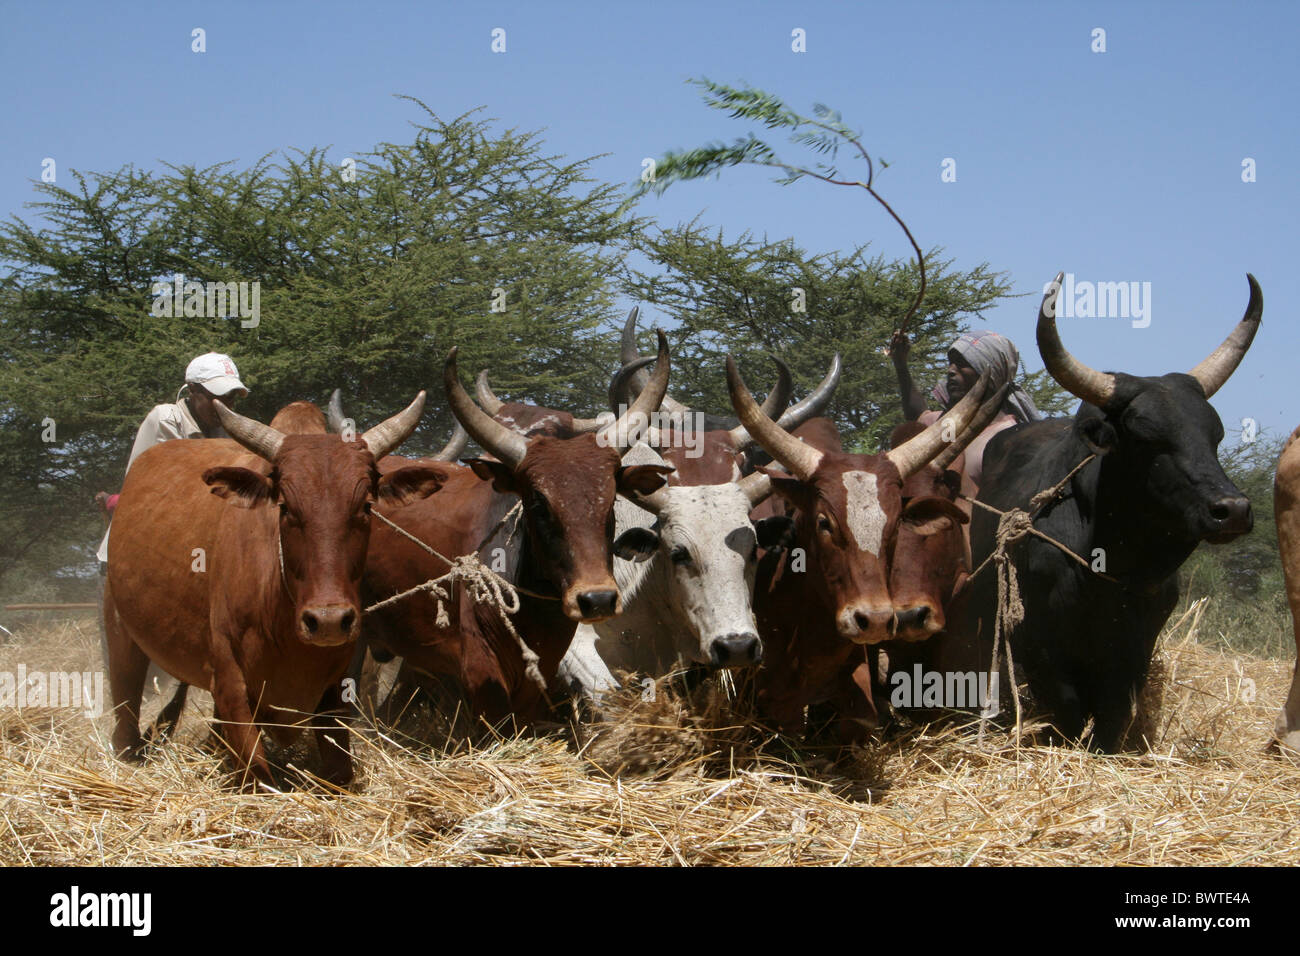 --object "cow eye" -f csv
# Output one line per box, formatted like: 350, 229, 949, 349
817, 514, 833, 535
279, 503, 303, 527
670, 546, 692, 566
